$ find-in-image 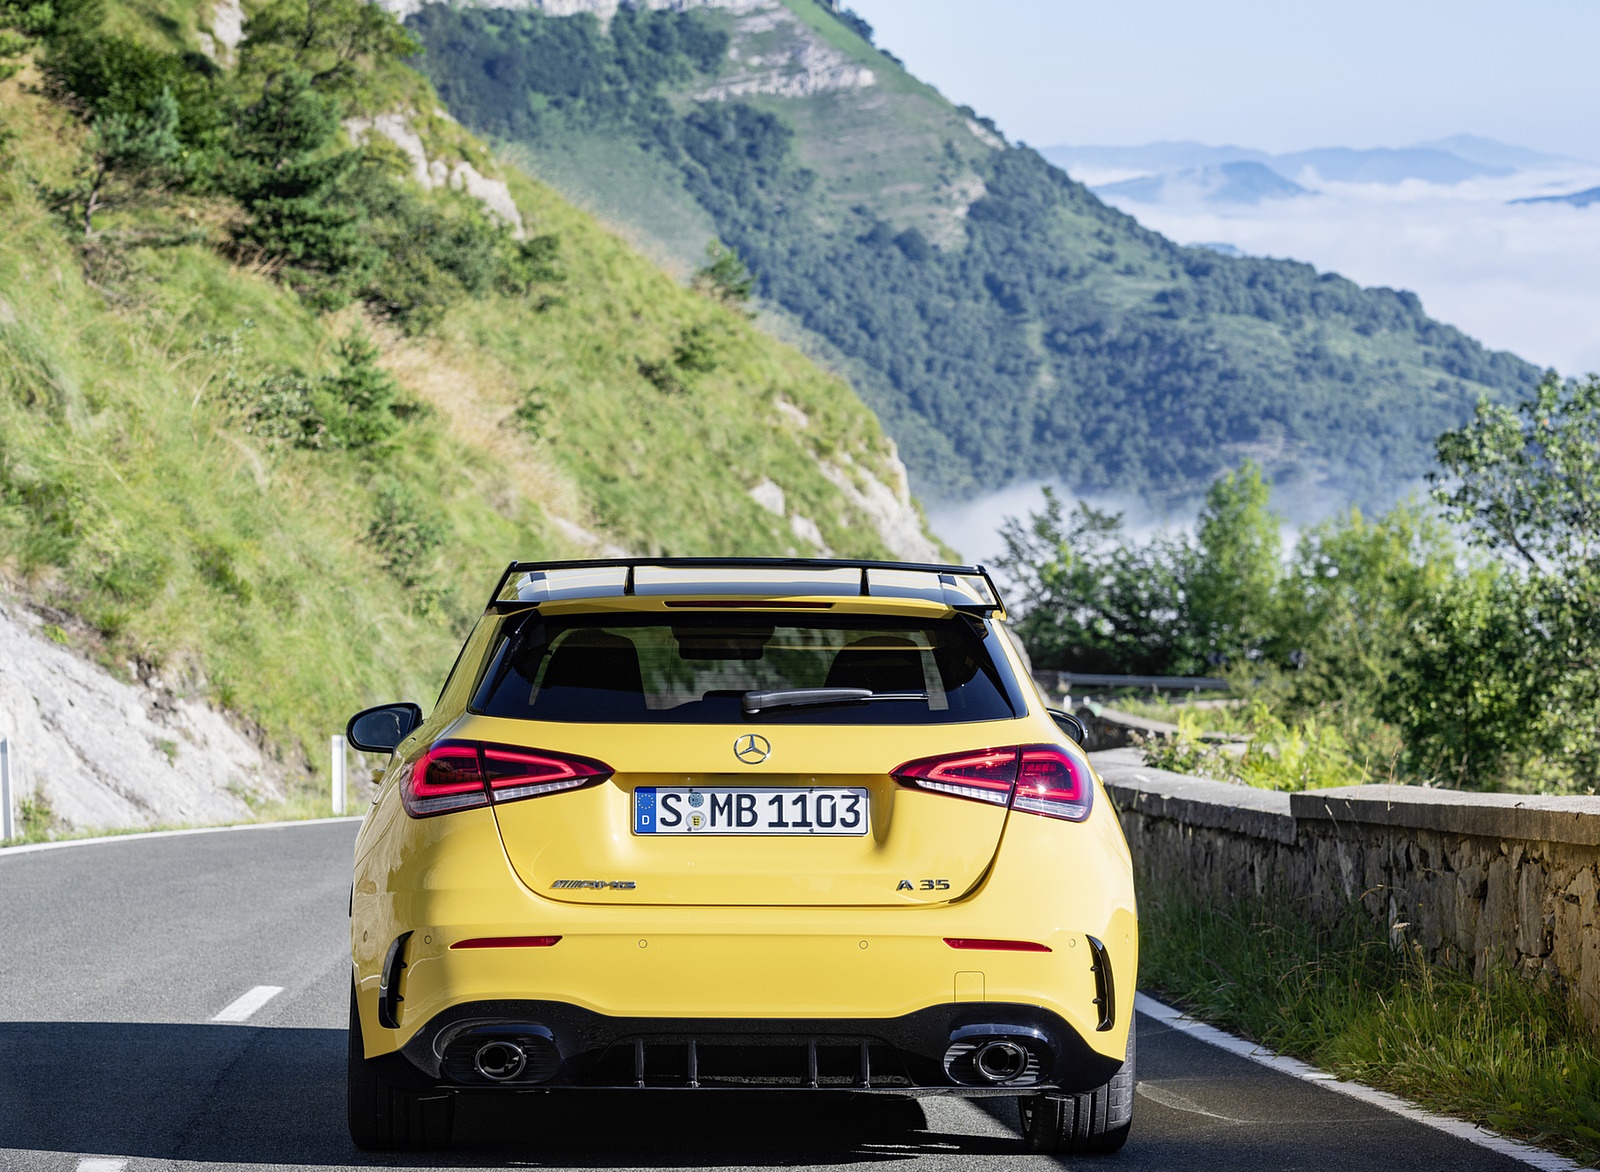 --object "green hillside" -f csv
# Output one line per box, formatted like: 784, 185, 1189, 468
0, 0, 936, 805
407, 0, 1543, 508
